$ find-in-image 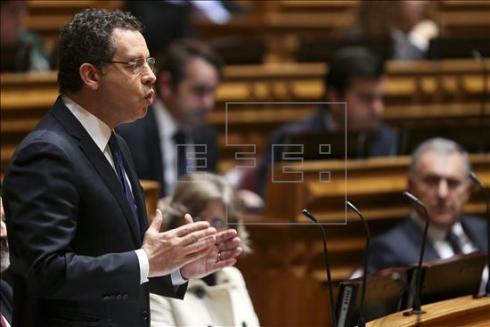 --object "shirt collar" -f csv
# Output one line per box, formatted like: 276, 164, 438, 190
62, 95, 112, 153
